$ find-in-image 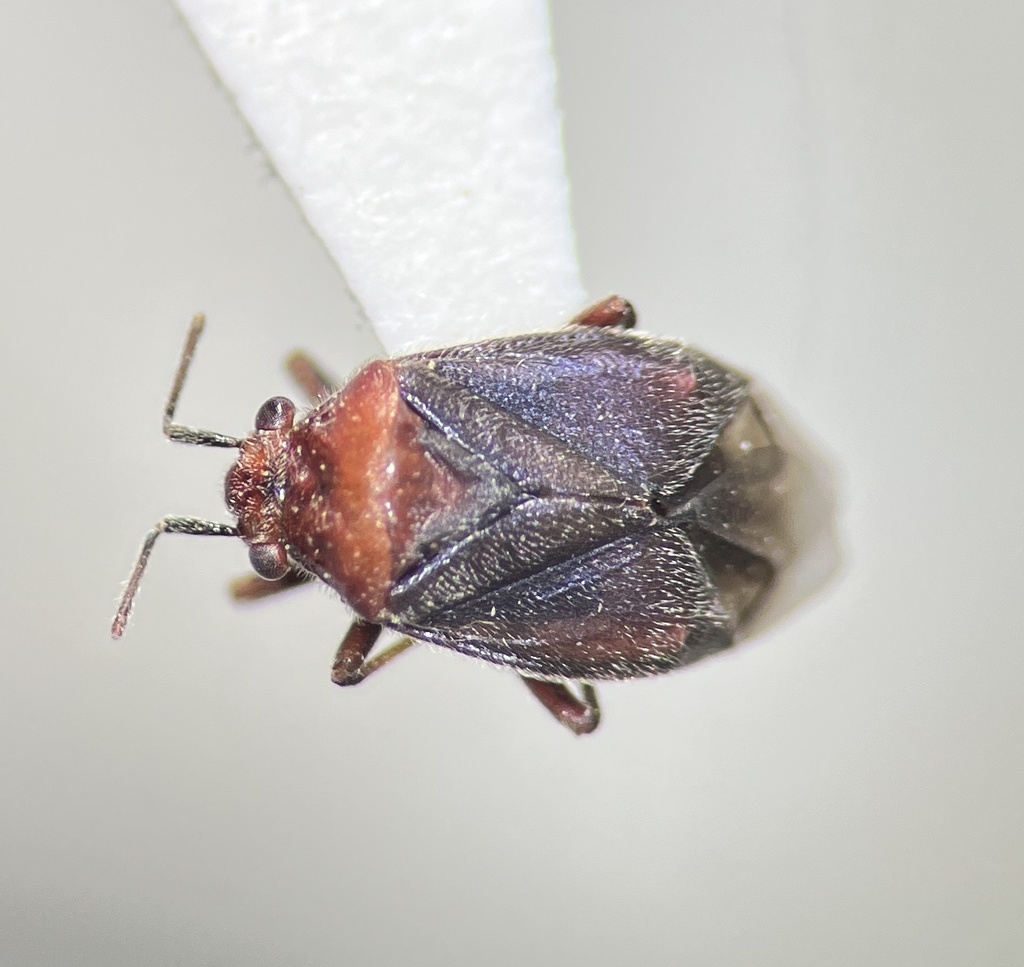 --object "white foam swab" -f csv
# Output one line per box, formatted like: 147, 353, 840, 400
174, 0, 585, 353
